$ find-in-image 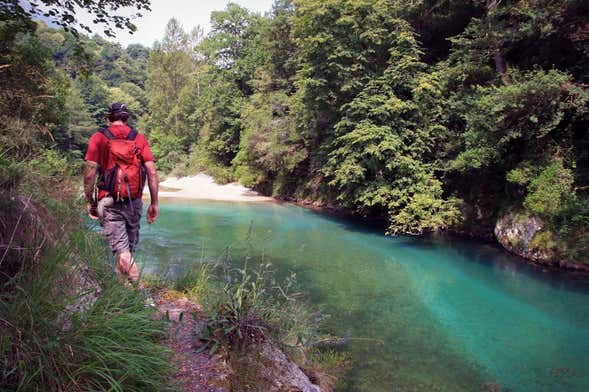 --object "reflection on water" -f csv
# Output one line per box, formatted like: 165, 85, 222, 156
137, 201, 589, 391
